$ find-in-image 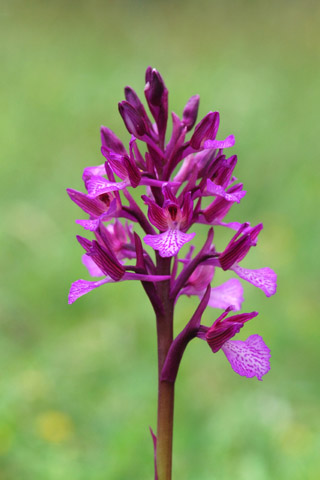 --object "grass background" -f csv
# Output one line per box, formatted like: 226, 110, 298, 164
0, 0, 319, 478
